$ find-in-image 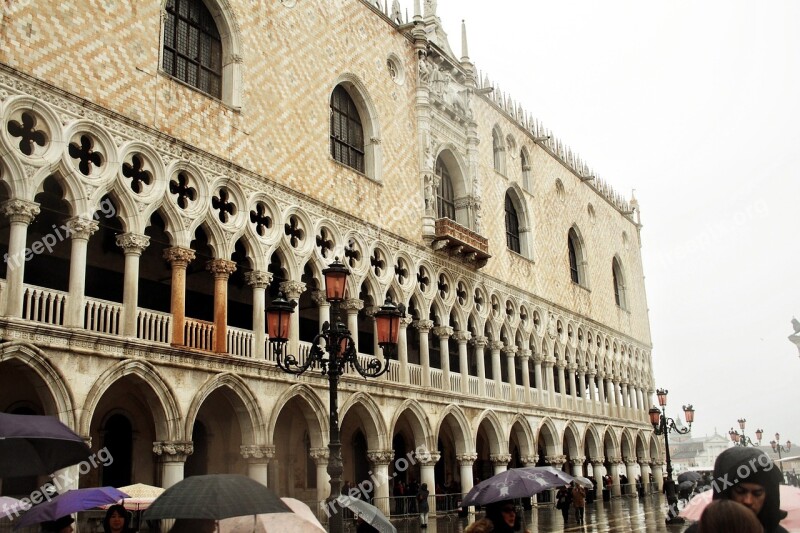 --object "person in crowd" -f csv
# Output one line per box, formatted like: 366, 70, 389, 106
355, 515, 379, 533
407, 477, 419, 513
41, 516, 74, 533
684, 447, 788, 533
103, 504, 134, 533
556, 484, 572, 524
697, 499, 764, 533
464, 517, 495, 533
572, 481, 587, 525
416, 482, 430, 529
484, 500, 530, 533
394, 478, 406, 514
